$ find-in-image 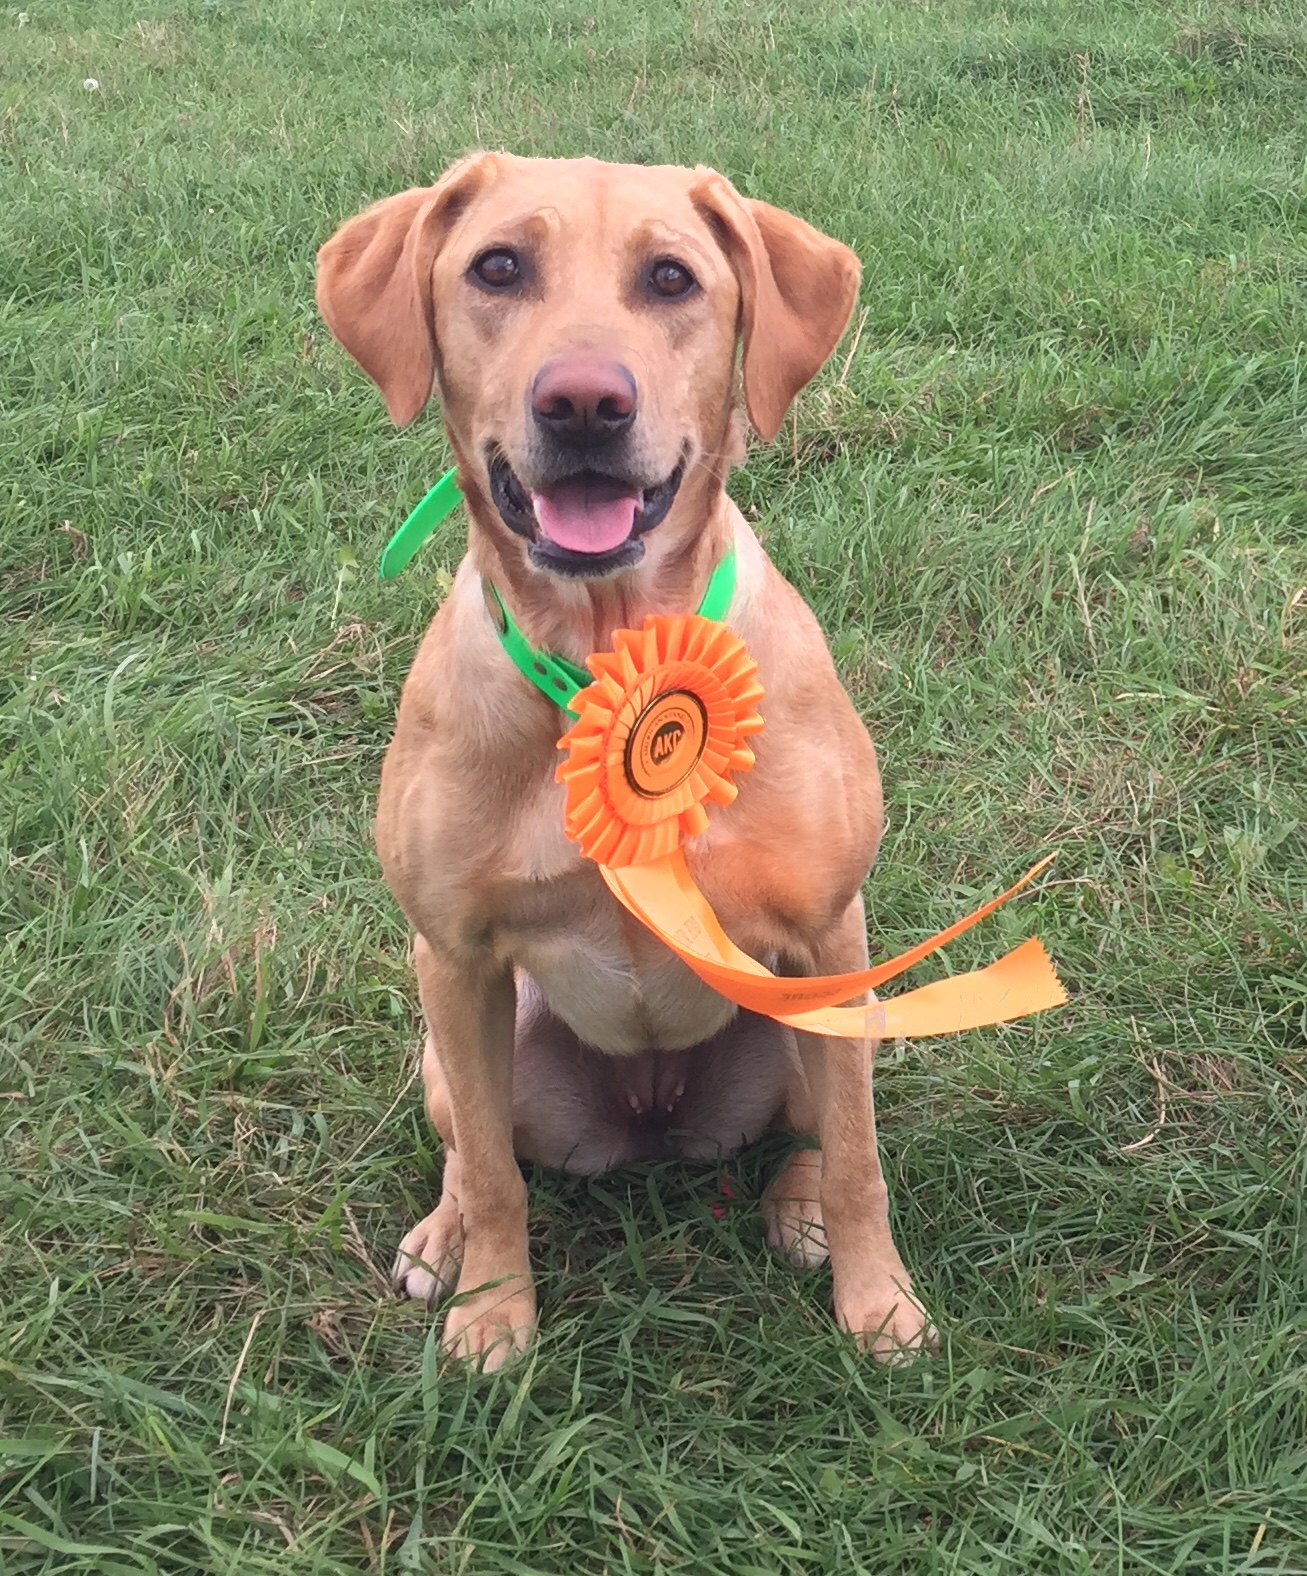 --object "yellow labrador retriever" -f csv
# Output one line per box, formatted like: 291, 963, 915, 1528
317, 154, 932, 1368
